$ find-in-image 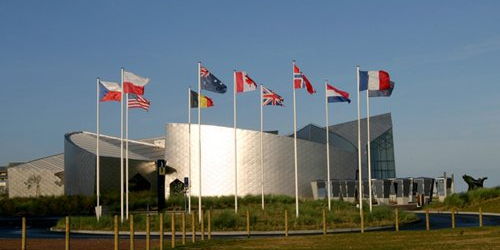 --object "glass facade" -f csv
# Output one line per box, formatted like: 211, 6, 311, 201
369, 128, 396, 179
